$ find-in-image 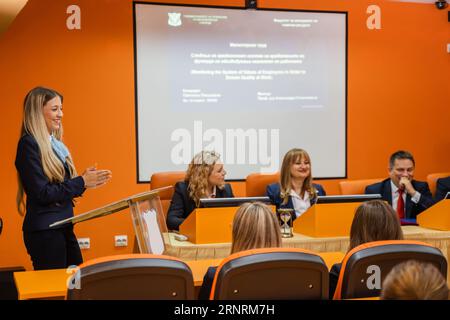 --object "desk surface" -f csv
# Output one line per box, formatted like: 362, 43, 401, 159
166, 226, 450, 261
13, 268, 72, 300
14, 252, 344, 300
